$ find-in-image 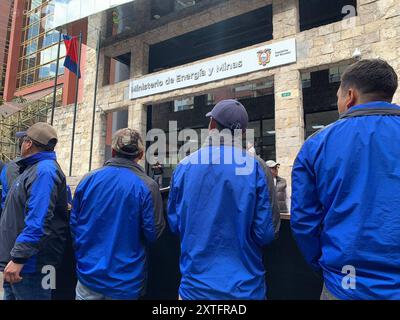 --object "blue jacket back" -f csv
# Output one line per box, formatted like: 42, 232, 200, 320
168, 140, 279, 300
70, 158, 165, 300
291, 102, 400, 300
